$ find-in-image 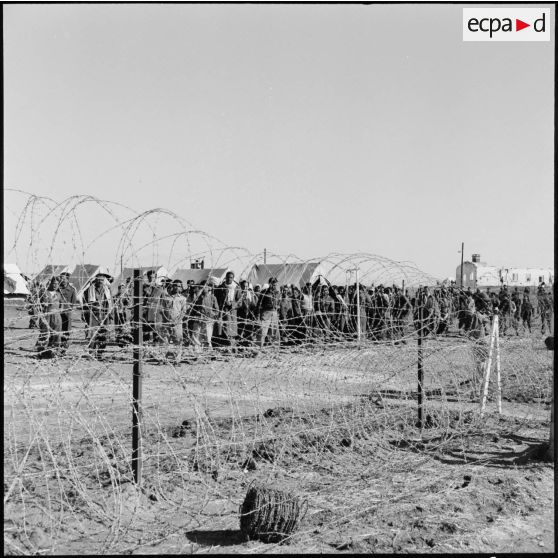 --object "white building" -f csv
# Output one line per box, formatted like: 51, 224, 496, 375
456, 254, 553, 289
